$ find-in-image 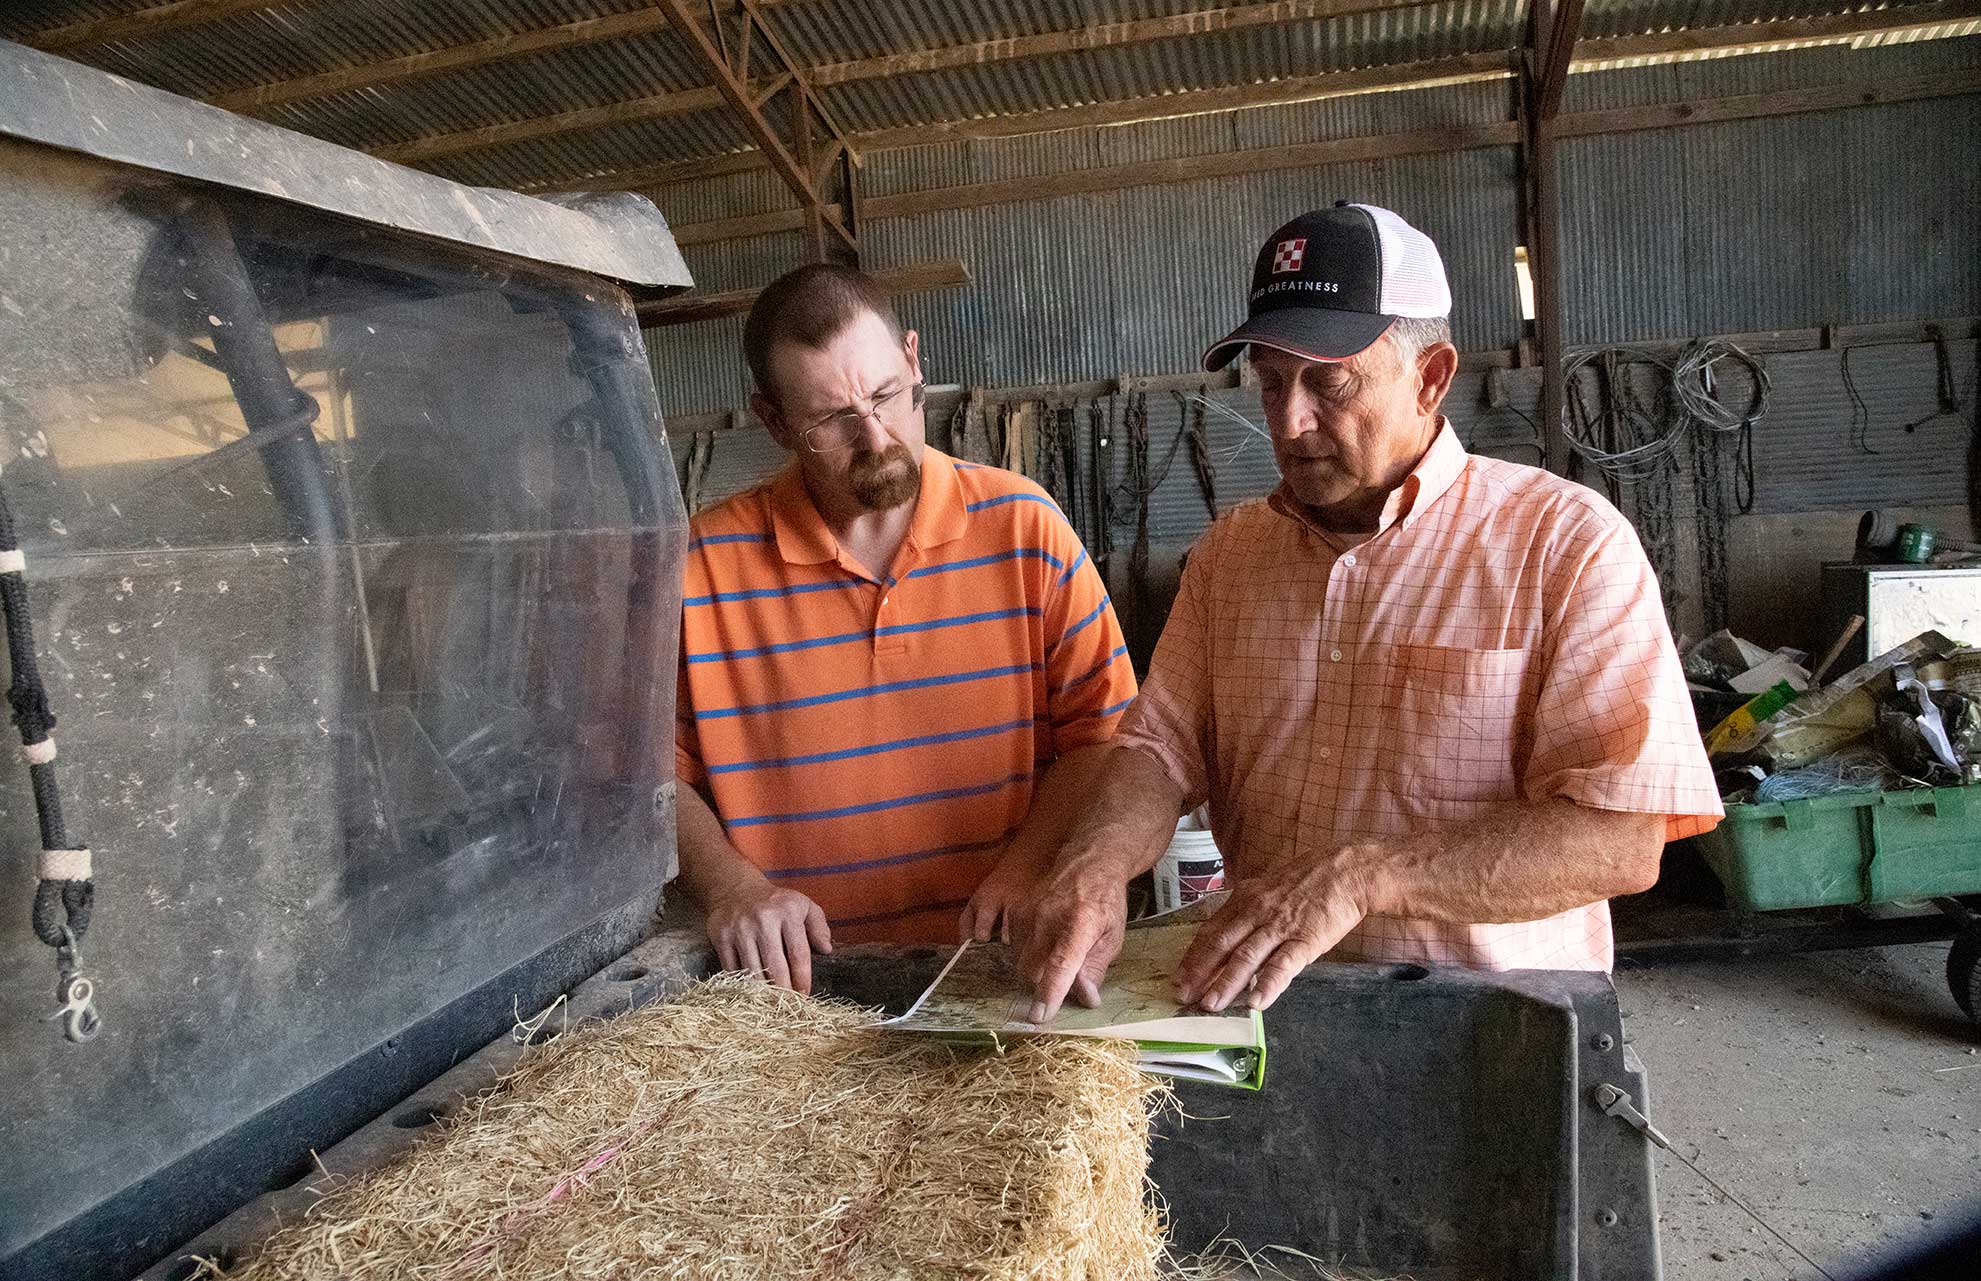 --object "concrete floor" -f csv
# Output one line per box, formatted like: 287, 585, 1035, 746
1618, 941, 1980, 1280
